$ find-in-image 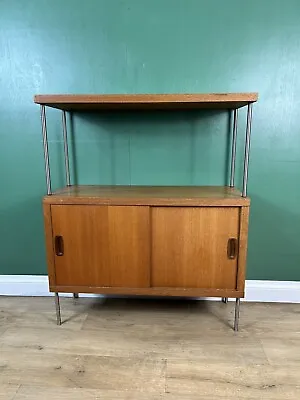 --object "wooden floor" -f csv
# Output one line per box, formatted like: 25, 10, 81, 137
0, 297, 299, 399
